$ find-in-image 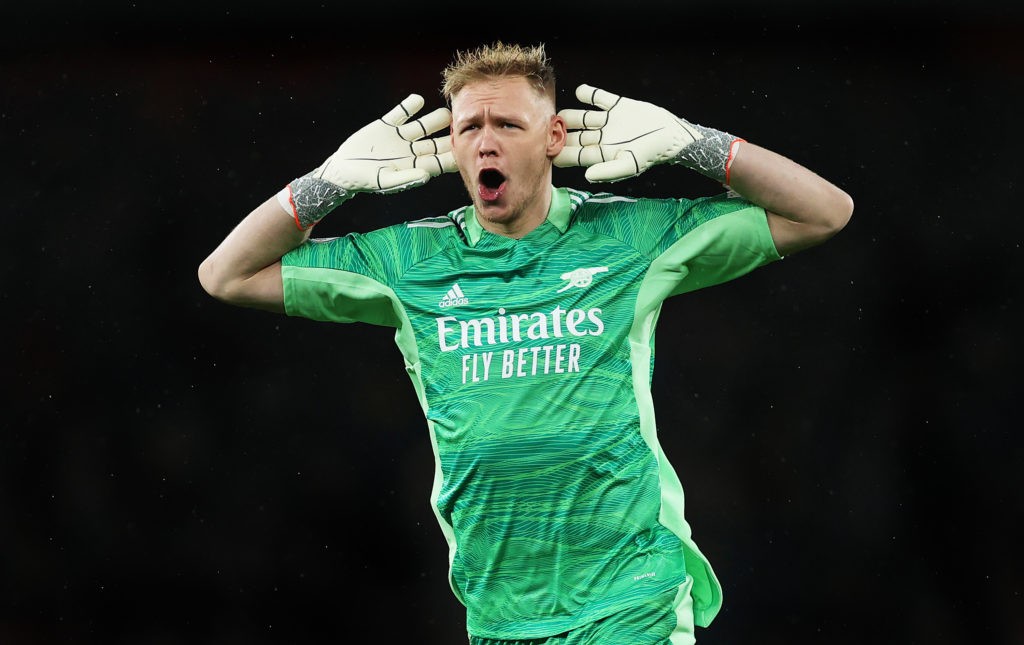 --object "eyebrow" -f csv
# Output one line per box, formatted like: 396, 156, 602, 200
454, 107, 526, 128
